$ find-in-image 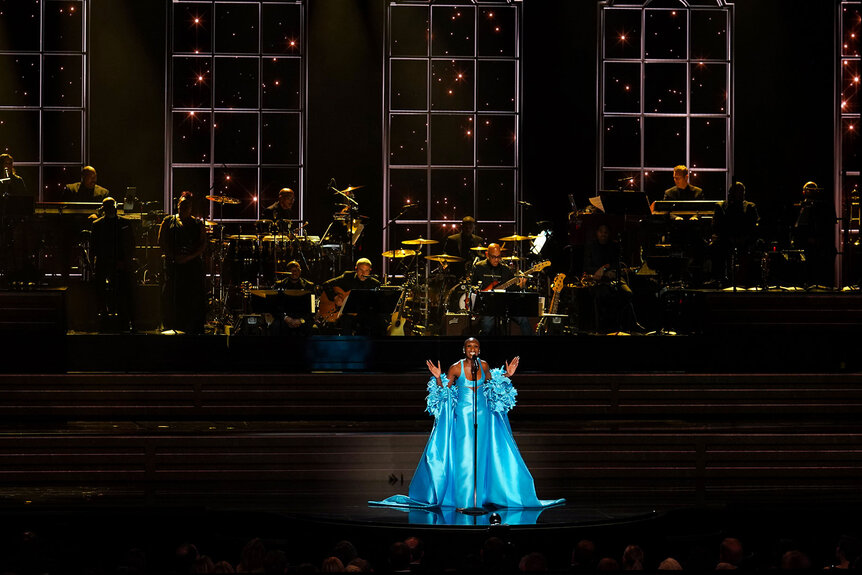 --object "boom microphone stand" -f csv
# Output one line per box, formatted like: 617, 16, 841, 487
458, 354, 488, 516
